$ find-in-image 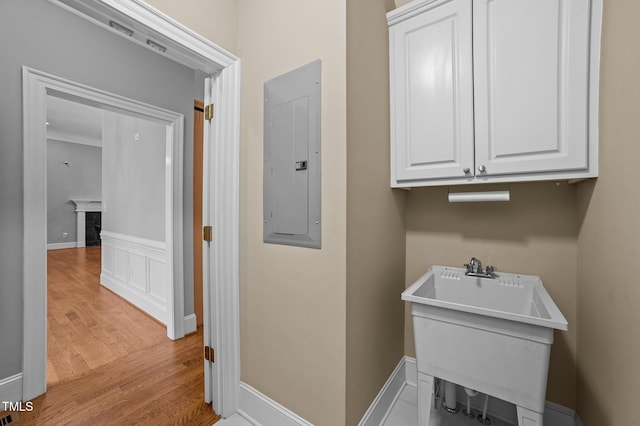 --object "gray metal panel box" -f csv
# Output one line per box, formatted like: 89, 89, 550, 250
264, 60, 321, 248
